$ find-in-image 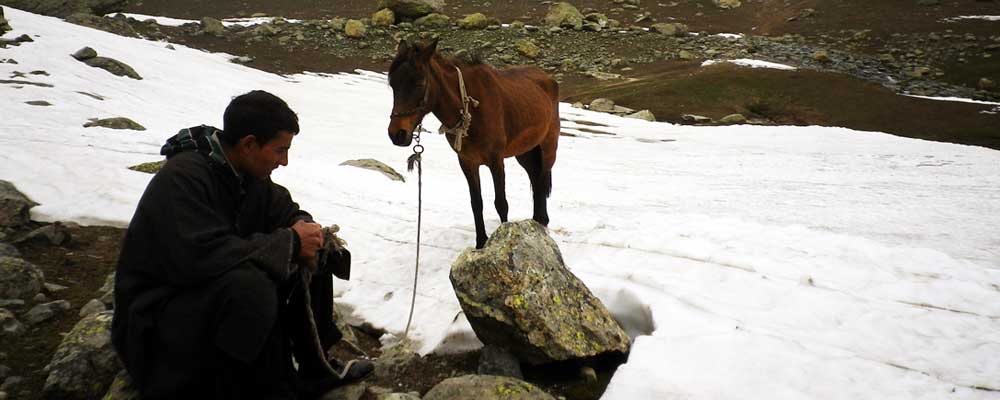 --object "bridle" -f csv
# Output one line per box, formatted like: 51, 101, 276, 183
389, 76, 432, 119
